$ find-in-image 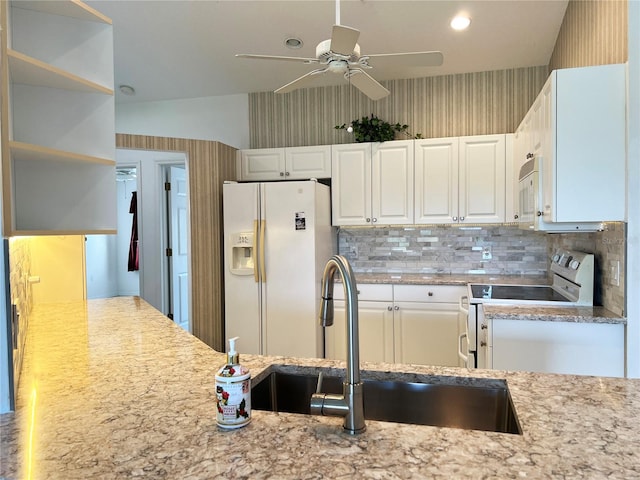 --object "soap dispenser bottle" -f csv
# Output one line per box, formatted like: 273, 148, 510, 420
215, 337, 251, 429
